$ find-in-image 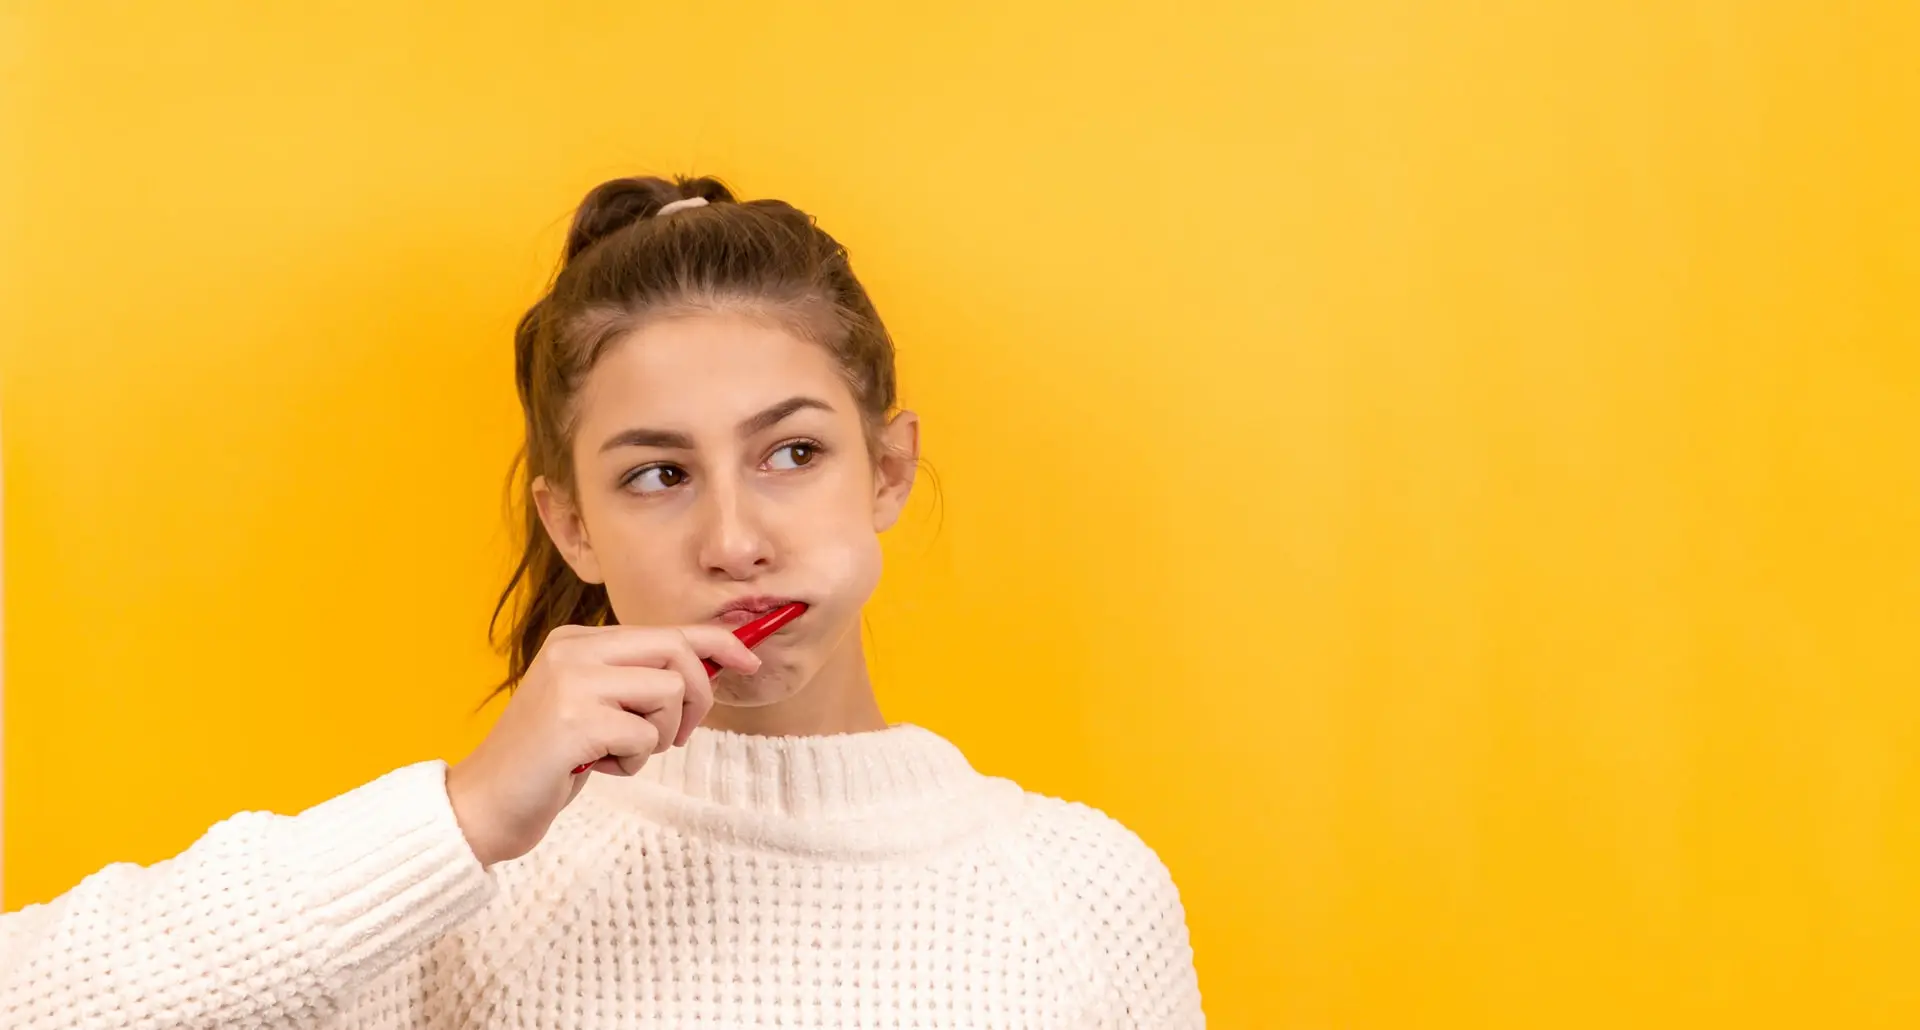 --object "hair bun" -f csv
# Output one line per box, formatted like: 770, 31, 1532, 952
561, 175, 737, 263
